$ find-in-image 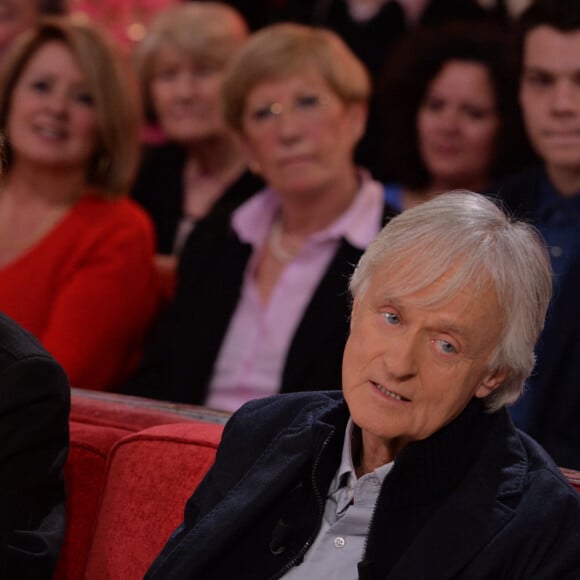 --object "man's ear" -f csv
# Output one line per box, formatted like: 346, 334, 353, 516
475, 368, 510, 399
